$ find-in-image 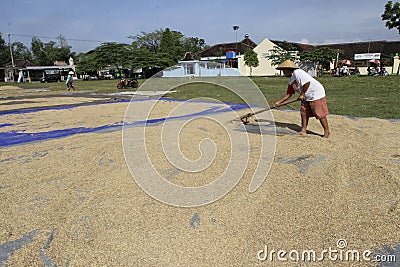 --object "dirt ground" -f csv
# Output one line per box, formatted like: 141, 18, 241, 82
0, 86, 399, 266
